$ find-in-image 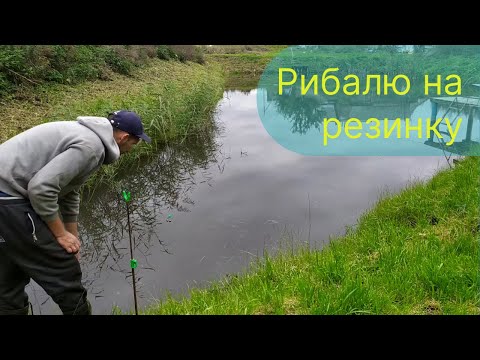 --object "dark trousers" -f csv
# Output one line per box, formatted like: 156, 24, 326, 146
0, 198, 91, 315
